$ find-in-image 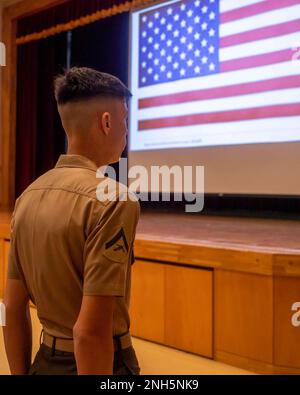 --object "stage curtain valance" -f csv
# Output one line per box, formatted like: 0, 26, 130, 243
17, 0, 156, 44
